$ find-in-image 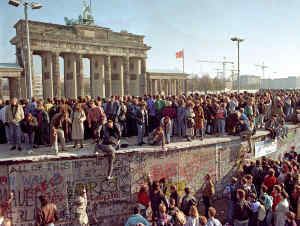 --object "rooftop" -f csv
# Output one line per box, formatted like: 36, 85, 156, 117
0, 63, 23, 70
148, 69, 188, 74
